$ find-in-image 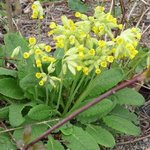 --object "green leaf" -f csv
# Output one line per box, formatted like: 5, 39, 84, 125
13, 124, 48, 142
54, 48, 64, 59
20, 73, 38, 90
18, 59, 37, 80
0, 67, 17, 77
0, 106, 9, 119
77, 99, 115, 123
59, 123, 73, 136
0, 134, 16, 150
0, 78, 24, 100
28, 104, 51, 121
3, 33, 29, 57
9, 103, 25, 127
87, 68, 123, 99
86, 125, 115, 147
68, 0, 88, 13
62, 126, 100, 150
47, 136, 64, 150
114, 6, 121, 17
113, 88, 145, 106
103, 115, 140, 136
110, 105, 139, 124
9, 103, 34, 127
